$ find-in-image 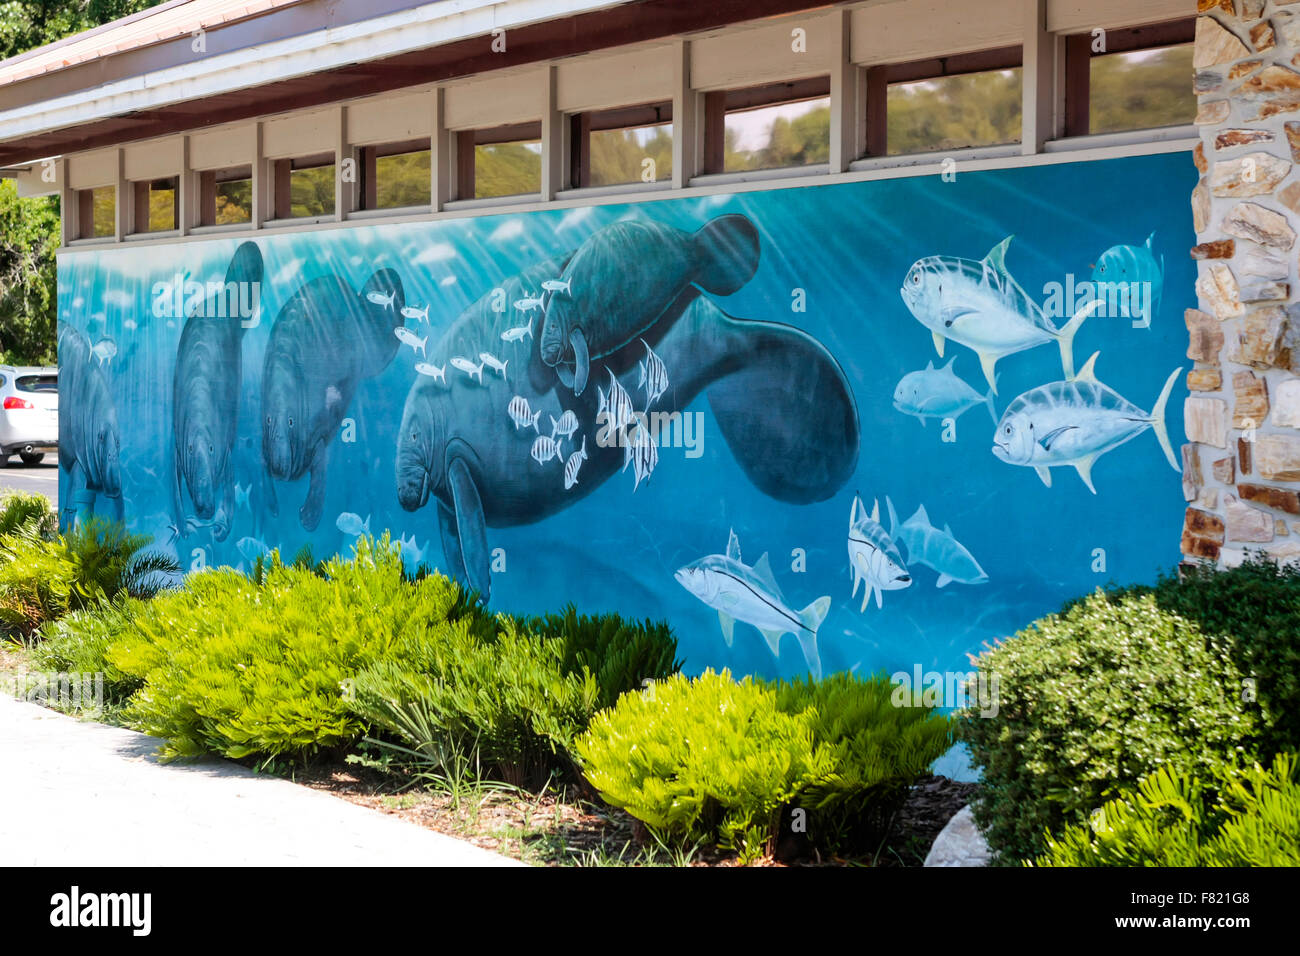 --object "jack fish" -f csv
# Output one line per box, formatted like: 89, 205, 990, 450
847, 495, 911, 611
1091, 232, 1164, 330
992, 352, 1182, 493
892, 358, 997, 427
900, 236, 1097, 392
675, 529, 830, 678
888, 499, 987, 589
